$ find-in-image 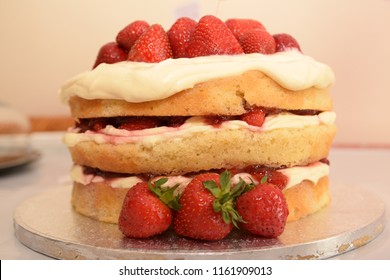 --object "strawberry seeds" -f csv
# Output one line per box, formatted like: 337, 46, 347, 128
93, 15, 301, 68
